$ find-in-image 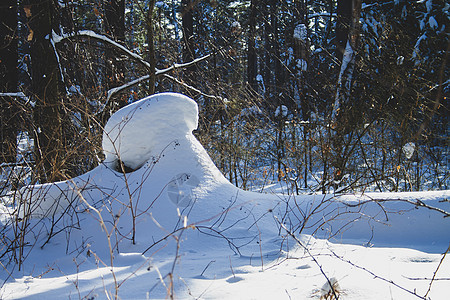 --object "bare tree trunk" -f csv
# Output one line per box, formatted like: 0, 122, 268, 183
0, 0, 18, 163
330, 0, 362, 189
247, 0, 257, 92
28, 0, 64, 182
102, 0, 126, 124
332, 0, 362, 123
104, 2, 126, 88
262, 0, 271, 99
335, 0, 352, 62
293, 0, 309, 188
182, 0, 194, 64
104, 0, 125, 41
147, 0, 156, 95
